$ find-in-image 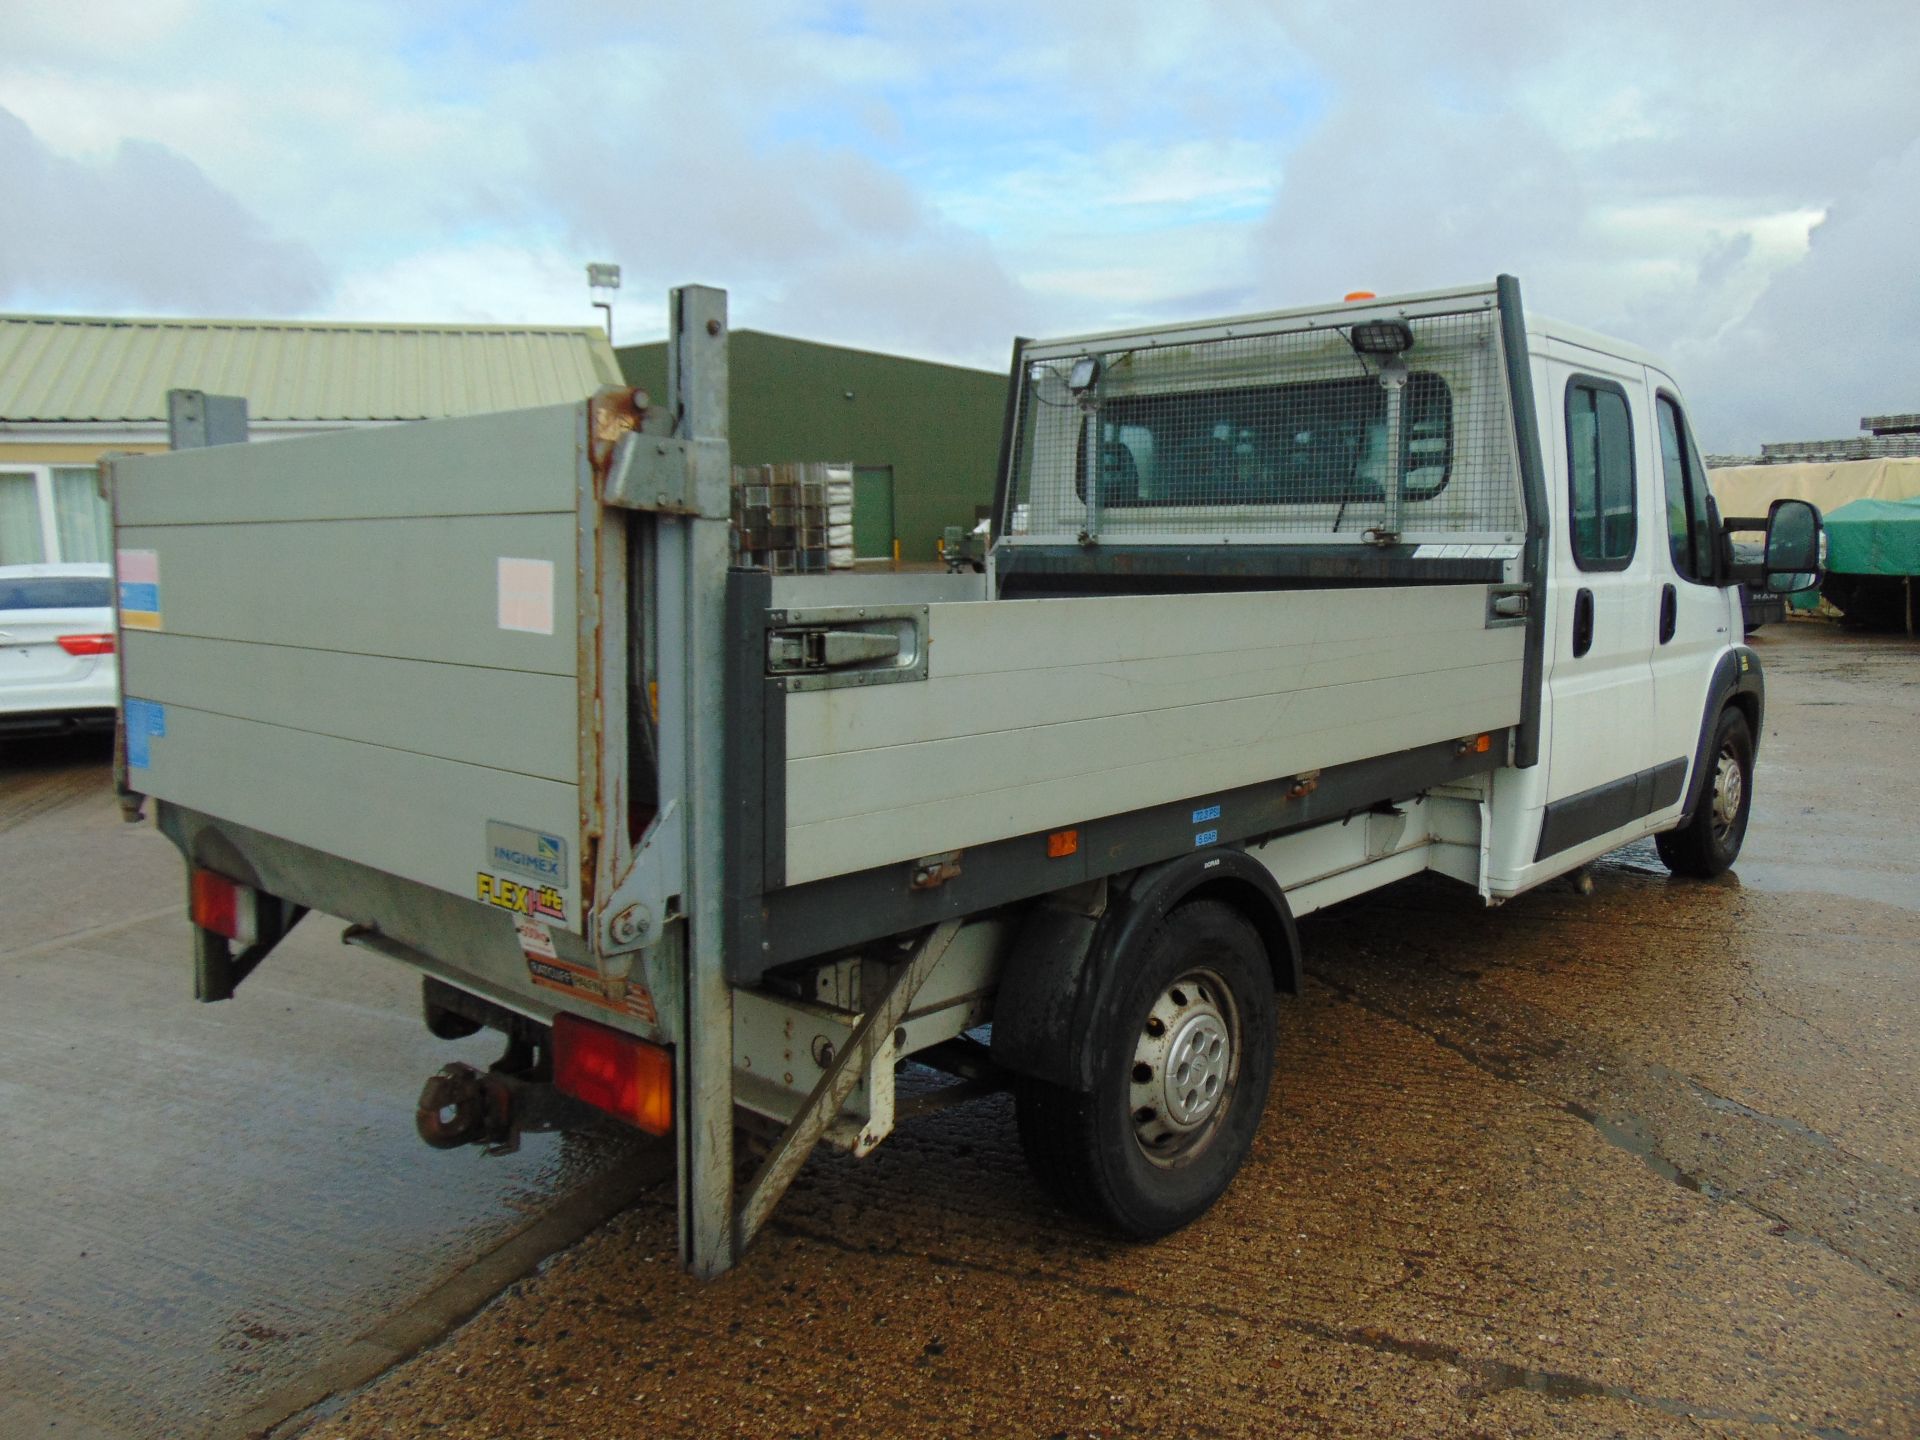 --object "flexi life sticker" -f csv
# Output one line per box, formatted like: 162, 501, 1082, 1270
476, 871, 566, 923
